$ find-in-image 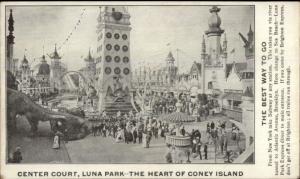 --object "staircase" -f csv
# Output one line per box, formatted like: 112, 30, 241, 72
233, 143, 254, 163
102, 100, 136, 115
